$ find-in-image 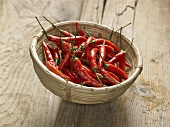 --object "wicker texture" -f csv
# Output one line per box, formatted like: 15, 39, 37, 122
30, 21, 142, 104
